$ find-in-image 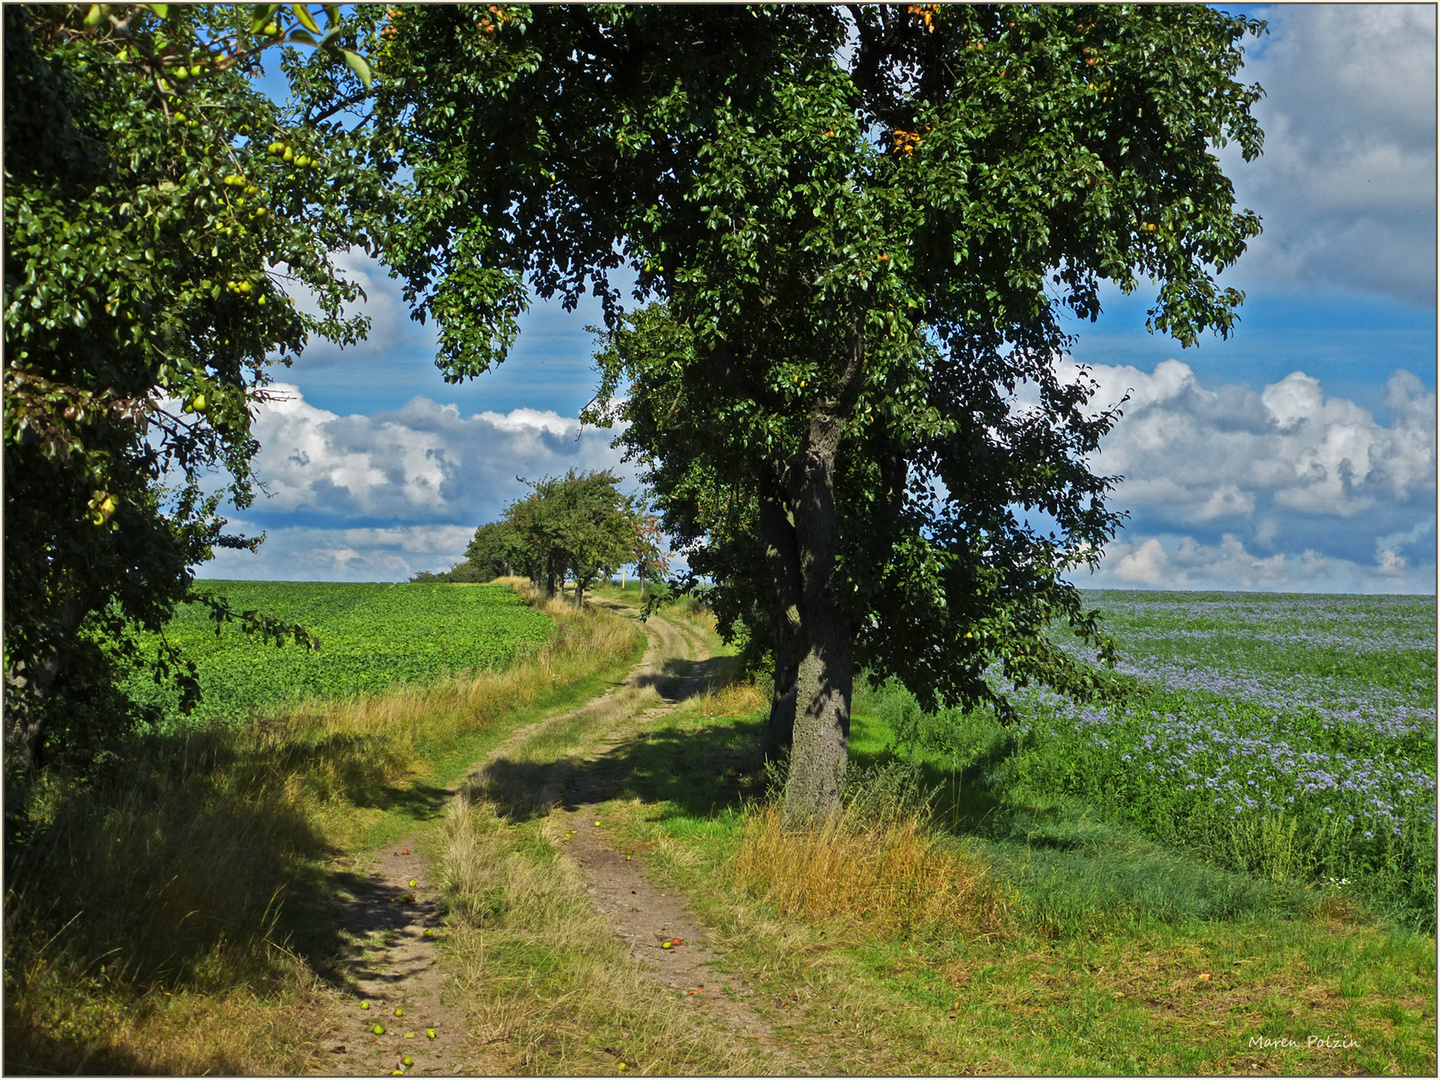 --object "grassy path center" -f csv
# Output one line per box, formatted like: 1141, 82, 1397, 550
310, 597, 811, 1075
